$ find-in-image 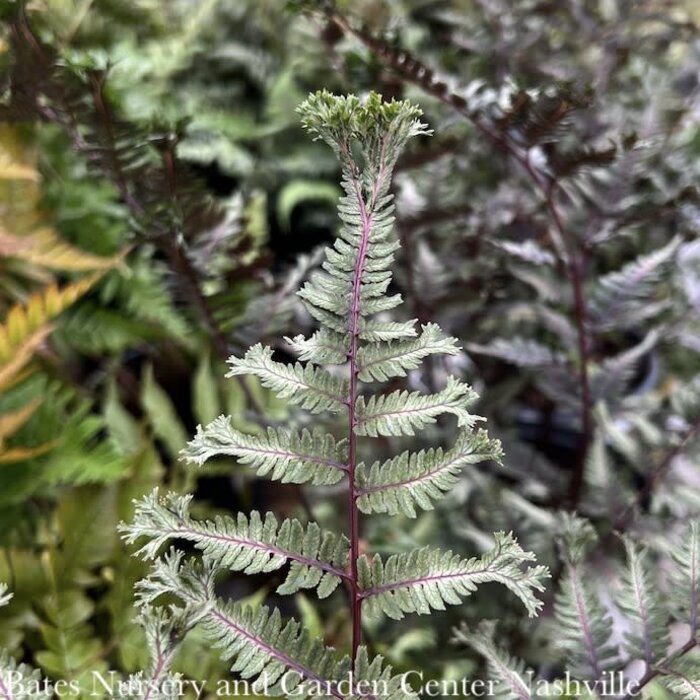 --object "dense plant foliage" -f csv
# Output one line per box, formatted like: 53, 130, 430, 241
0, 0, 699, 698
